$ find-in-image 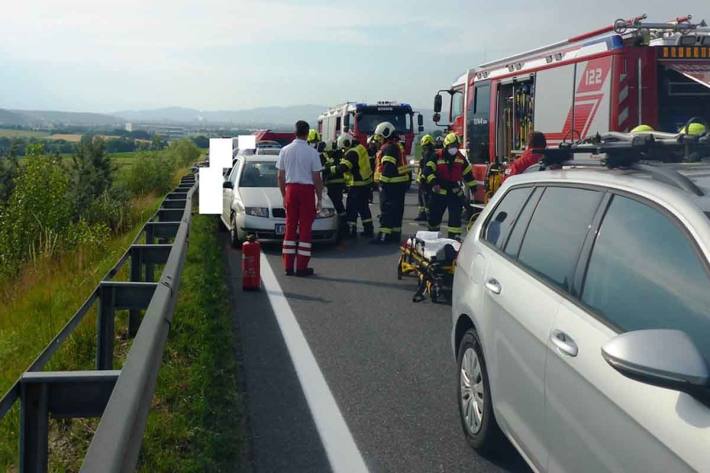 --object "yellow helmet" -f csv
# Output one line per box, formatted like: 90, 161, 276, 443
631, 124, 654, 133
307, 129, 321, 143
420, 134, 434, 146
443, 132, 459, 147
680, 122, 706, 136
